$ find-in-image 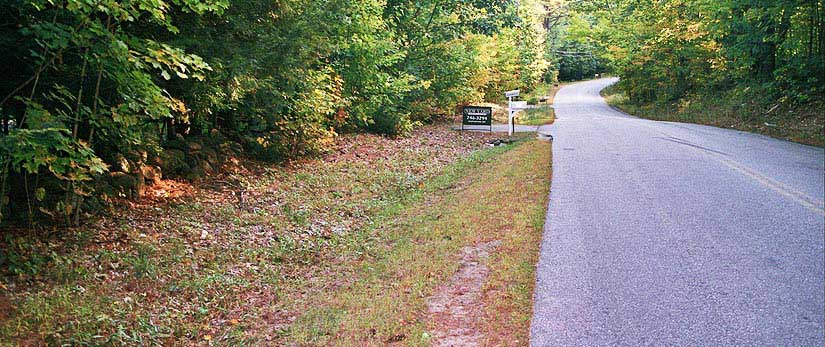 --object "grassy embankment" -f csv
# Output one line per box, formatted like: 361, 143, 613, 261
0, 126, 551, 346
517, 83, 564, 126
289, 139, 551, 346
601, 84, 825, 147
